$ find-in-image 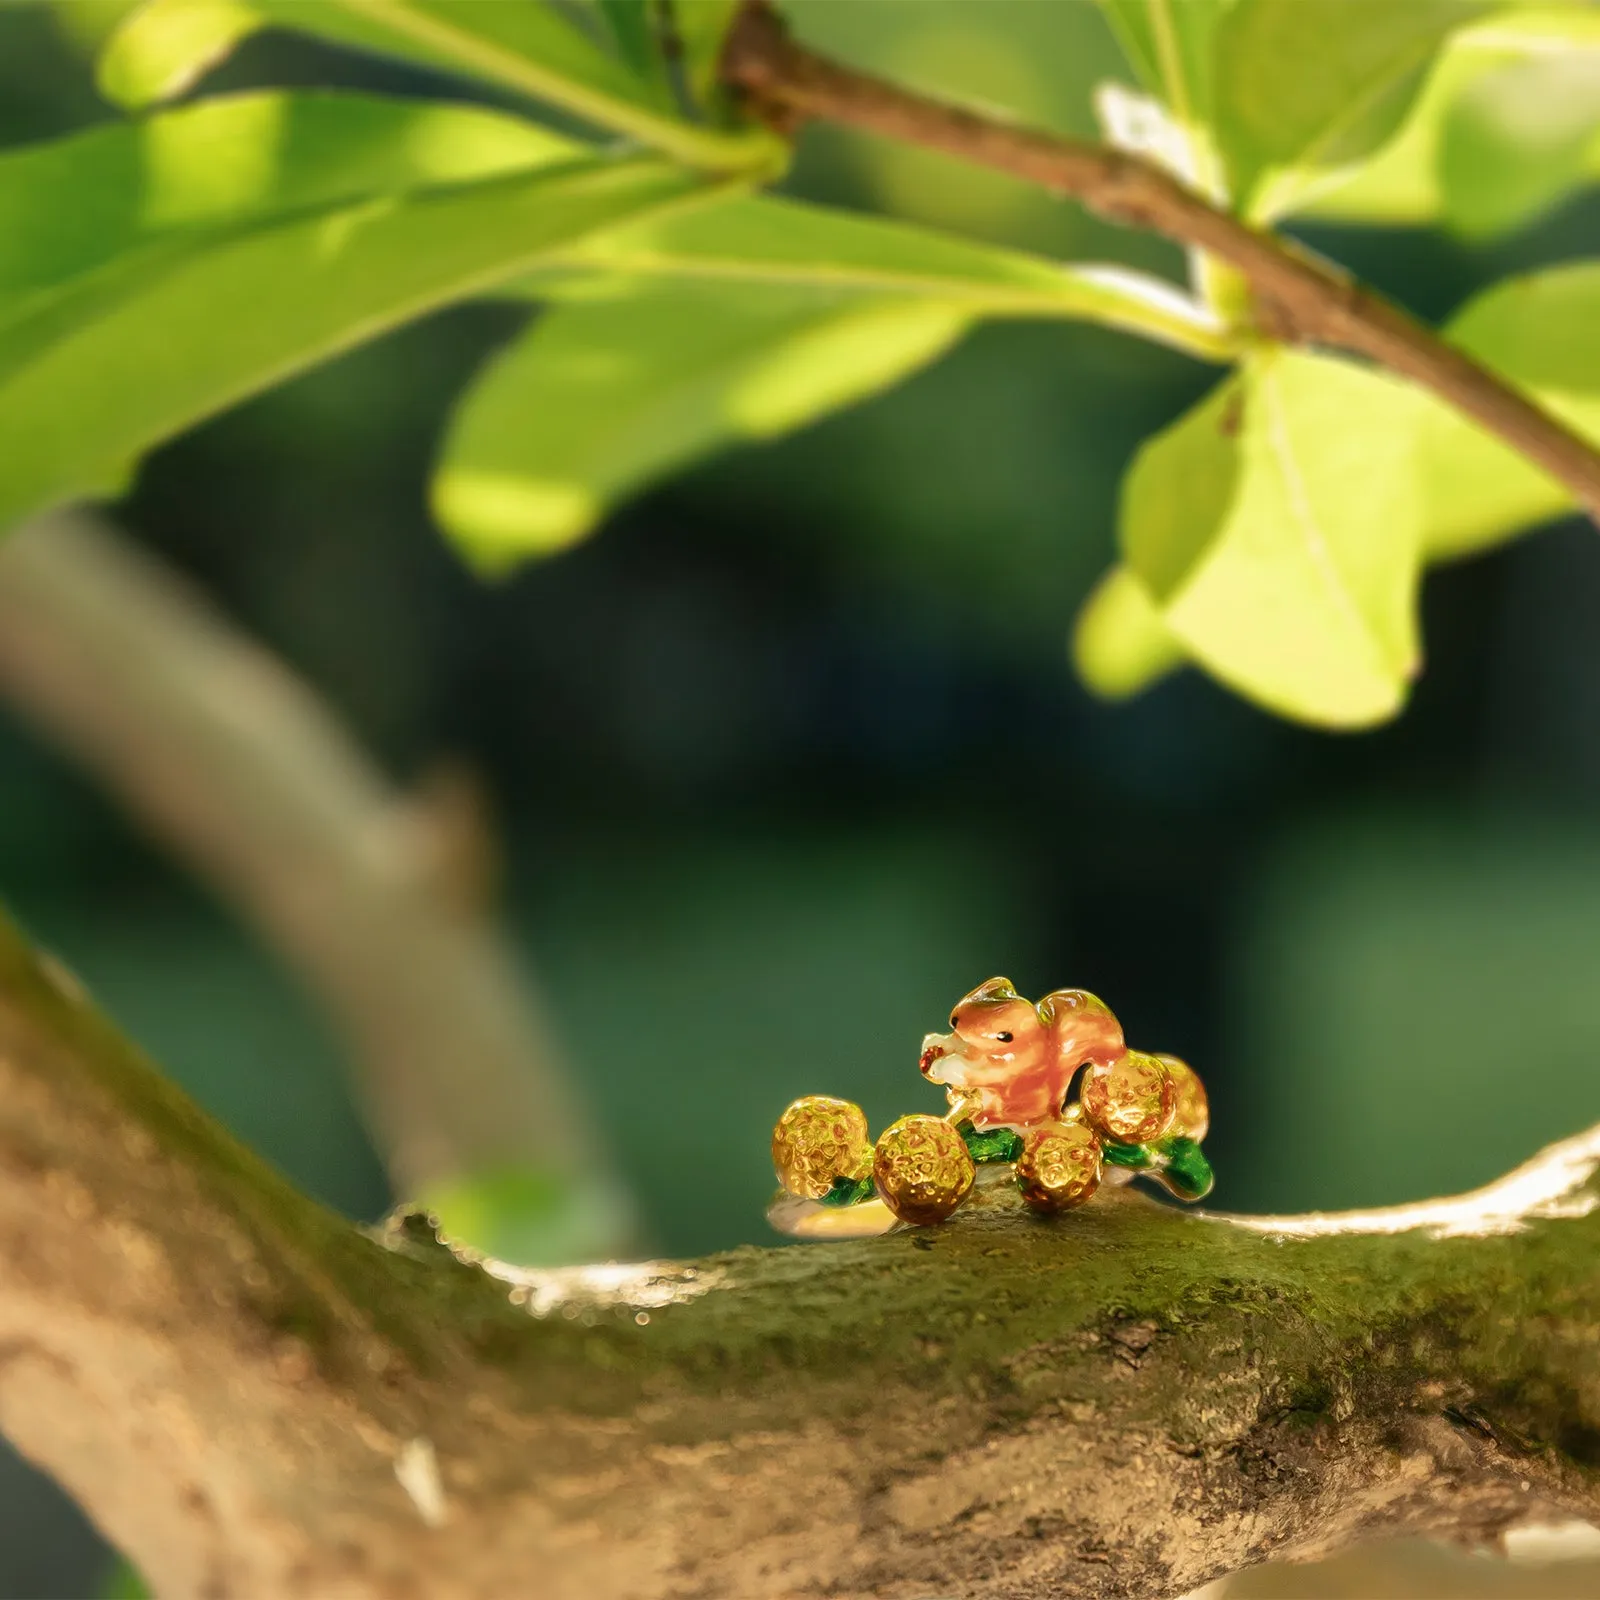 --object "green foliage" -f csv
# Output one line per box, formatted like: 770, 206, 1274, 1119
1419, 262, 1600, 560
1439, 50, 1600, 239
0, 90, 726, 533
436, 285, 970, 565
670, 0, 744, 106
421, 1164, 625, 1264
1119, 352, 1424, 727
97, 0, 262, 109
1213, 0, 1495, 218
1302, 8, 1600, 233
1099, 0, 1228, 129
6, 0, 1600, 730
1072, 564, 1184, 701
101, 1557, 150, 1599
